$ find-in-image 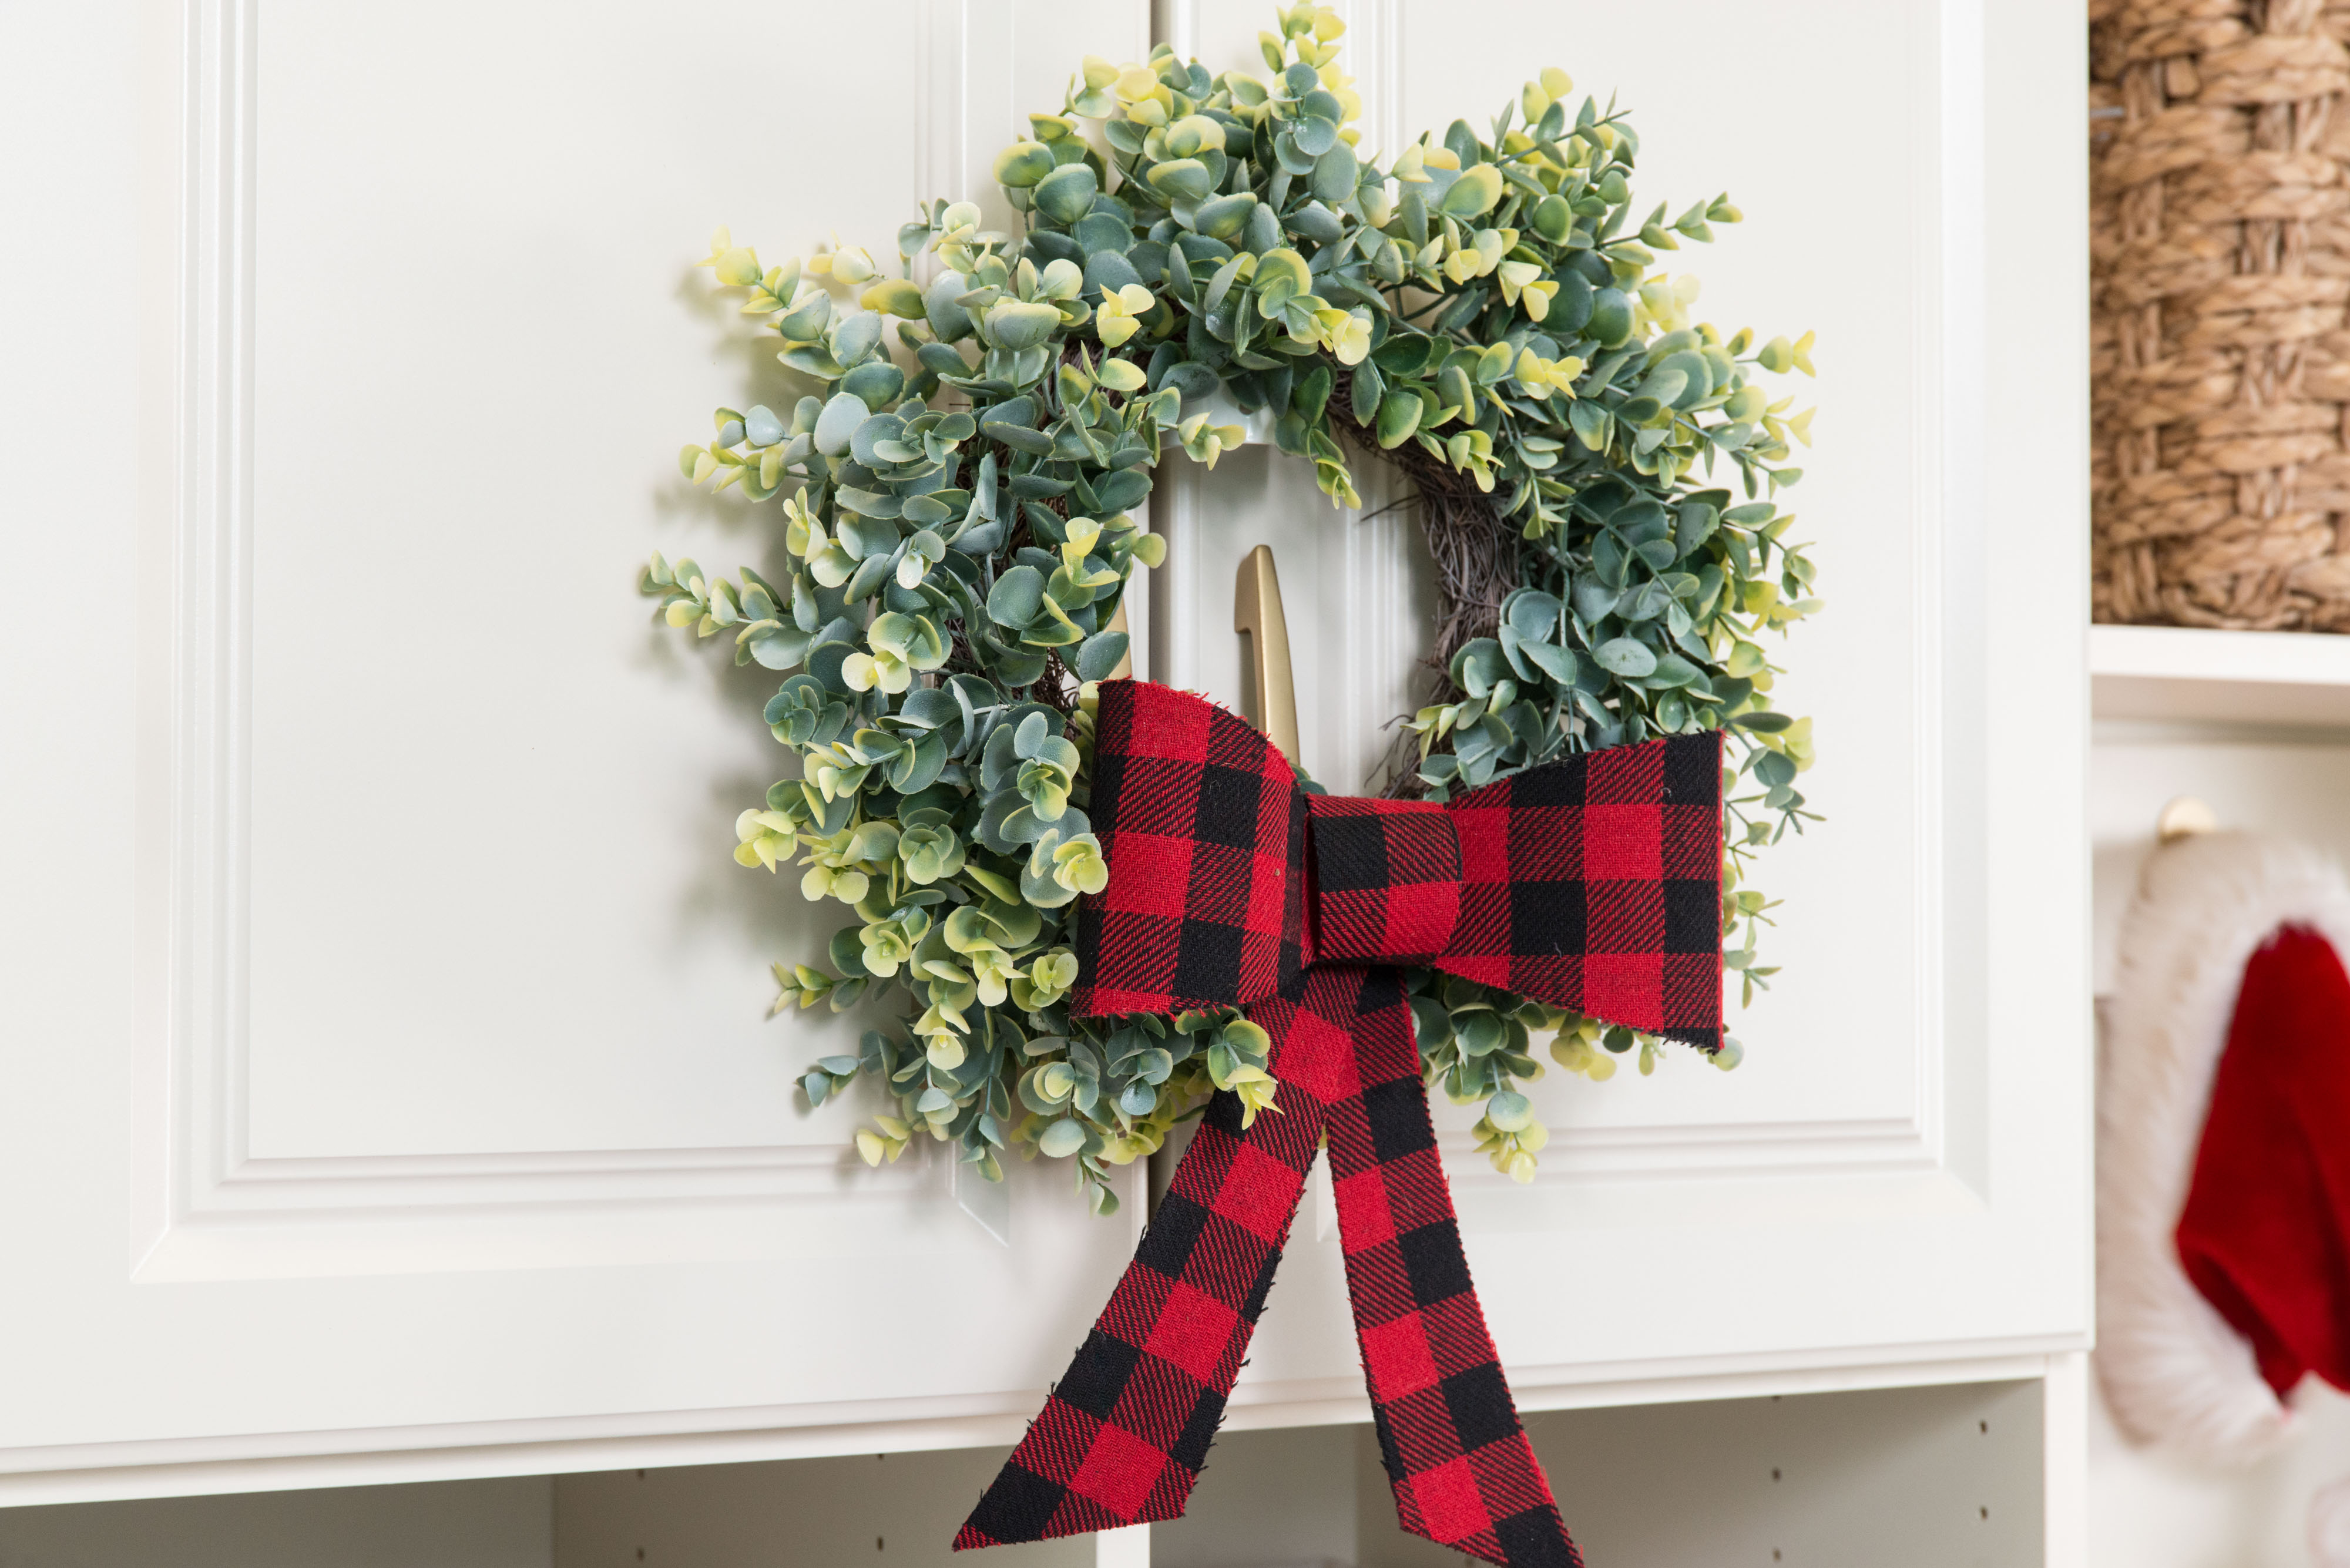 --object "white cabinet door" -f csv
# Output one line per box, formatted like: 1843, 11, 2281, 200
0, 0, 2088, 1508
1150, 0, 2094, 1431
1, 0, 1161, 1505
